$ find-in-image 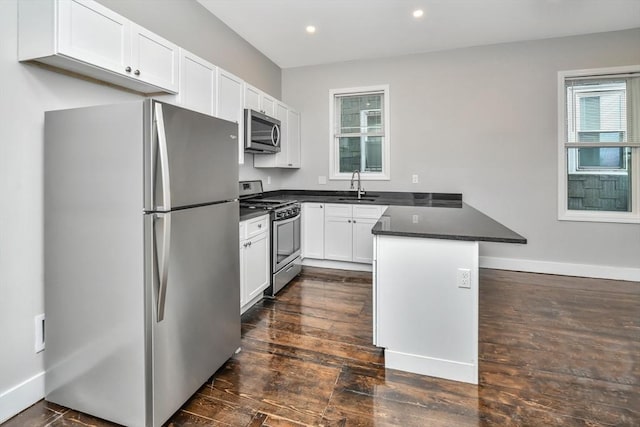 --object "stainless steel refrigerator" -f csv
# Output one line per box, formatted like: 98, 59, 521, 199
44, 99, 240, 427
